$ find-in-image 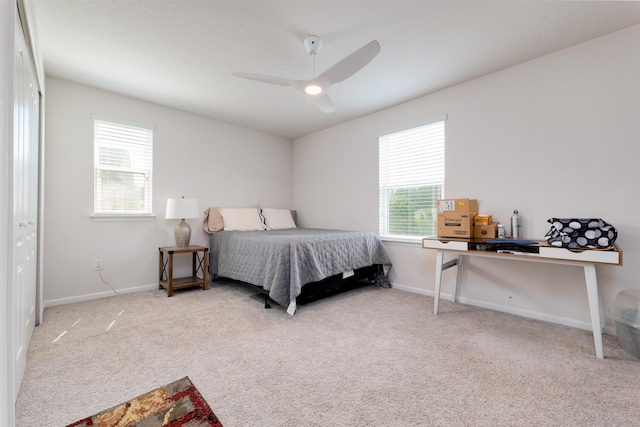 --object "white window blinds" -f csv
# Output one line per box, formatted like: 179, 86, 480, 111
379, 120, 445, 239
93, 118, 153, 215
